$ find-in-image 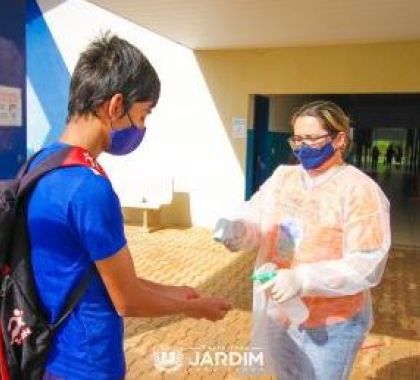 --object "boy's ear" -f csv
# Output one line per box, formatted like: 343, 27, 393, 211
107, 93, 124, 120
